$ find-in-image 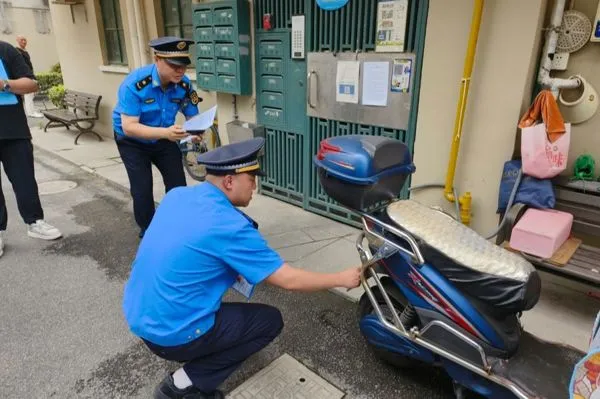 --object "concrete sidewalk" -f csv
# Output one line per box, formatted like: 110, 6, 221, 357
28, 121, 599, 353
